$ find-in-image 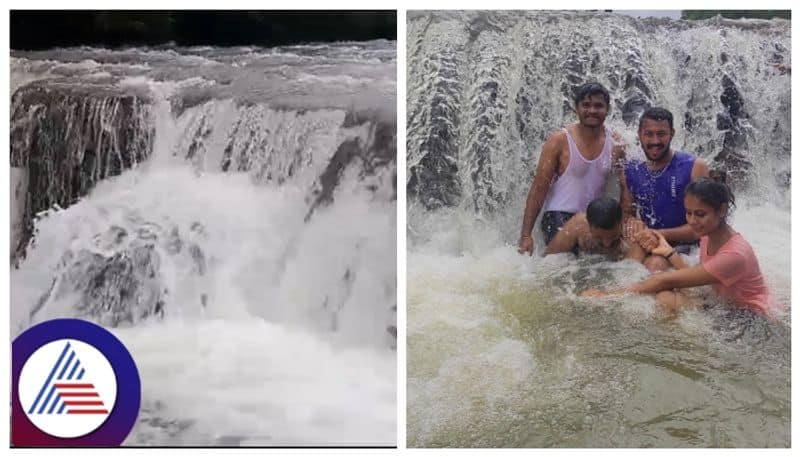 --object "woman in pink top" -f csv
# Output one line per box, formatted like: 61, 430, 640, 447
583, 177, 772, 316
